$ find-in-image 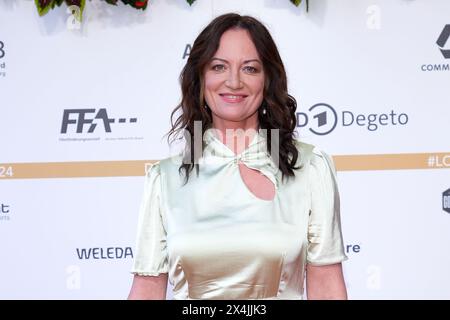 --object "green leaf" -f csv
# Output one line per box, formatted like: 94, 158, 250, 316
186, 0, 196, 6
290, 0, 302, 6
35, 0, 55, 16
290, 0, 308, 12
105, 0, 119, 5
55, 0, 64, 6
80, 0, 85, 21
